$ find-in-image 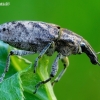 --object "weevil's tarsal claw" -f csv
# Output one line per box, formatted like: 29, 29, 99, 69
33, 81, 42, 94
